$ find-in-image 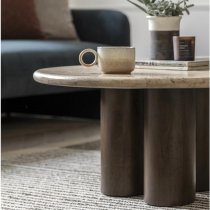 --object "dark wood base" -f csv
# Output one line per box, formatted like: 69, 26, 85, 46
144, 89, 196, 207
101, 89, 144, 196
196, 89, 209, 191
100, 88, 208, 205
